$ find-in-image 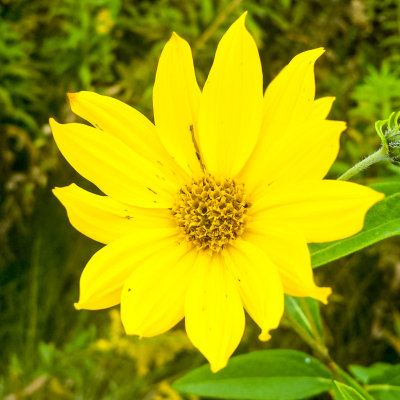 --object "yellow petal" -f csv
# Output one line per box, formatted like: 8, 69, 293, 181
121, 242, 197, 337
50, 119, 178, 208
309, 96, 336, 120
185, 253, 245, 372
53, 184, 174, 244
68, 91, 188, 186
251, 180, 384, 243
262, 120, 346, 187
198, 13, 263, 177
224, 240, 284, 341
75, 228, 179, 310
244, 222, 331, 303
263, 48, 325, 131
153, 33, 203, 176
240, 49, 339, 191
